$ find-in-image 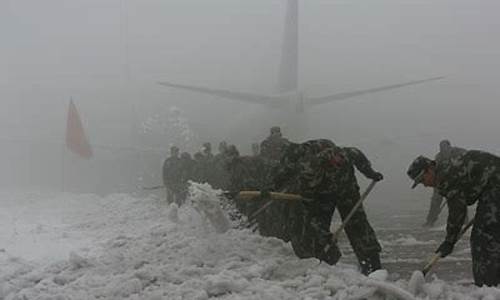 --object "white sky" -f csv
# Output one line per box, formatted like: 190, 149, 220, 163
2, 0, 500, 199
